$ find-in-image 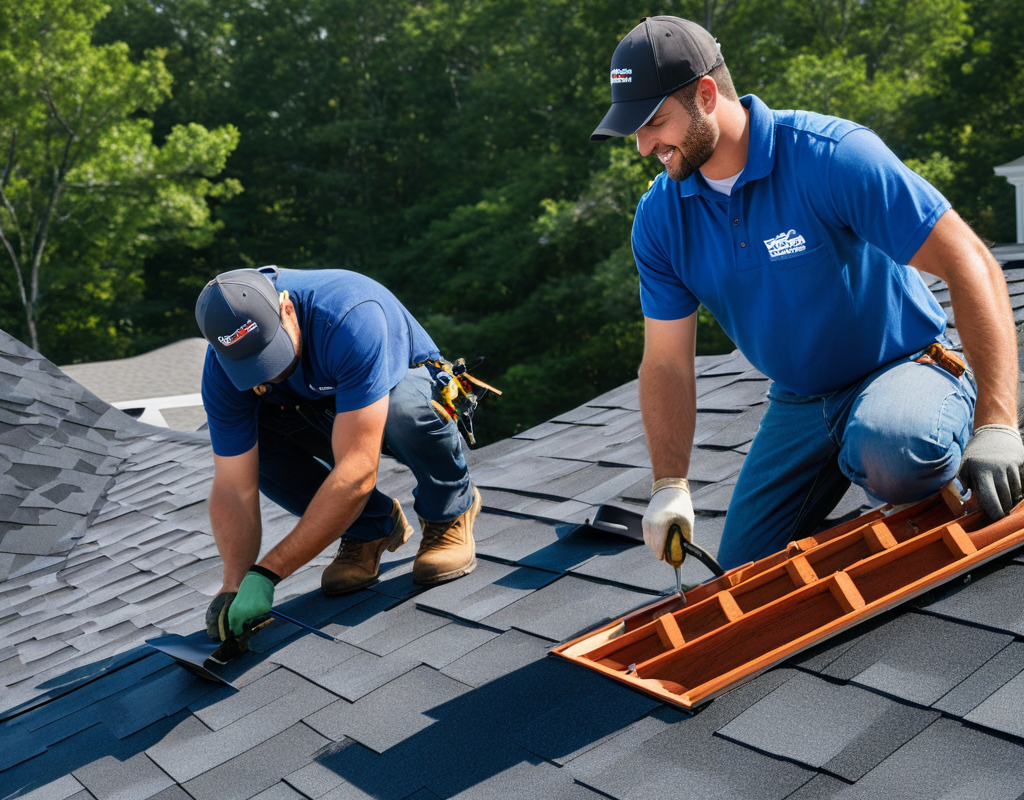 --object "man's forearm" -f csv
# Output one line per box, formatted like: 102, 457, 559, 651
258, 466, 375, 580
947, 247, 1018, 428
913, 210, 1018, 429
209, 480, 262, 593
639, 357, 697, 480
